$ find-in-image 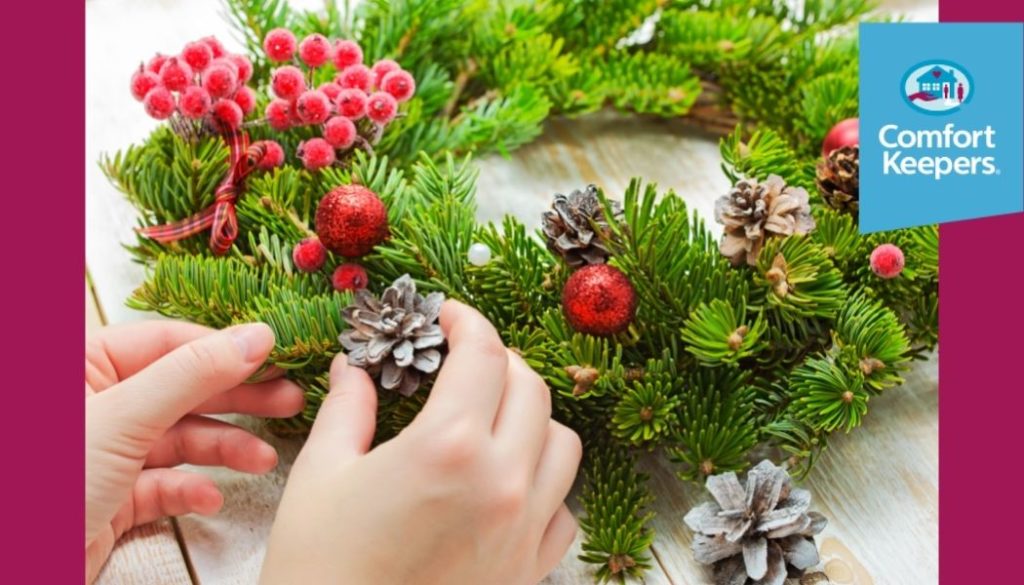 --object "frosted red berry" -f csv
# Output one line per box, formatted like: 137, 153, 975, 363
338, 64, 372, 92
264, 28, 297, 63
130, 67, 161, 101
366, 91, 398, 125
332, 263, 369, 291
299, 33, 332, 68
296, 90, 332, 124
371, 59, 401, 89
272, 66, 306, 100
143, 87, 176, 120
146, 53, 168, 74
256, 140, 286, 170
202, 62, 238, 99
265, 99, 293, 131
292, 237, 327, 273
335, 88, 368, 119
299, 138, 337, 170
319, 82, 342, 102
381, 70, 416, 102
182, 41, 213, 72
232, 86, 257, 115
227, 54, 253, 84
201, 36, 227, 59
179, 85, 212, 119
870, 243, 905, 279
159, 57, 193, 92
315, 185, 389, 257
323, 116, 357, 149
562, 264, 637, 336
212, 98, 244, 131
333, 40, 363, 70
